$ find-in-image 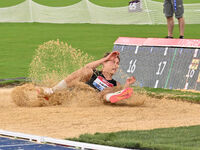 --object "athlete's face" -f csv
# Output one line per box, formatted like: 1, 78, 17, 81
103, 58, 120, 75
